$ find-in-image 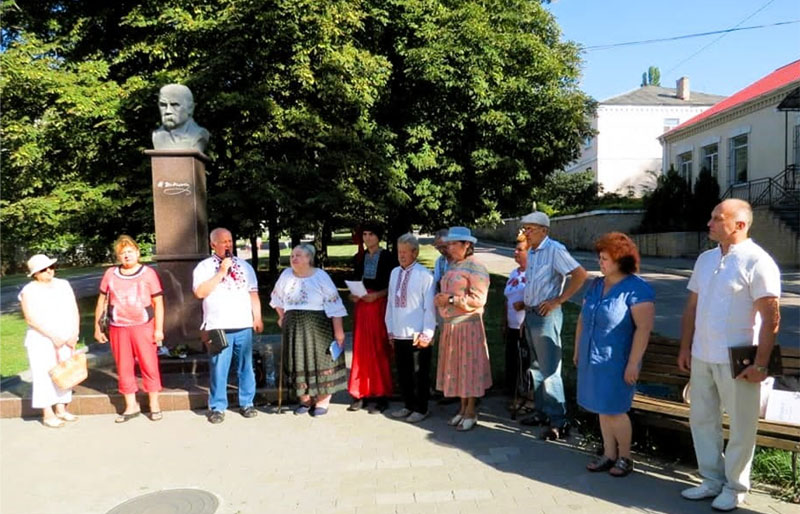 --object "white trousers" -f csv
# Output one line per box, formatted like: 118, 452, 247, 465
689, 357, 760, 492
25, 332, 73, 409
